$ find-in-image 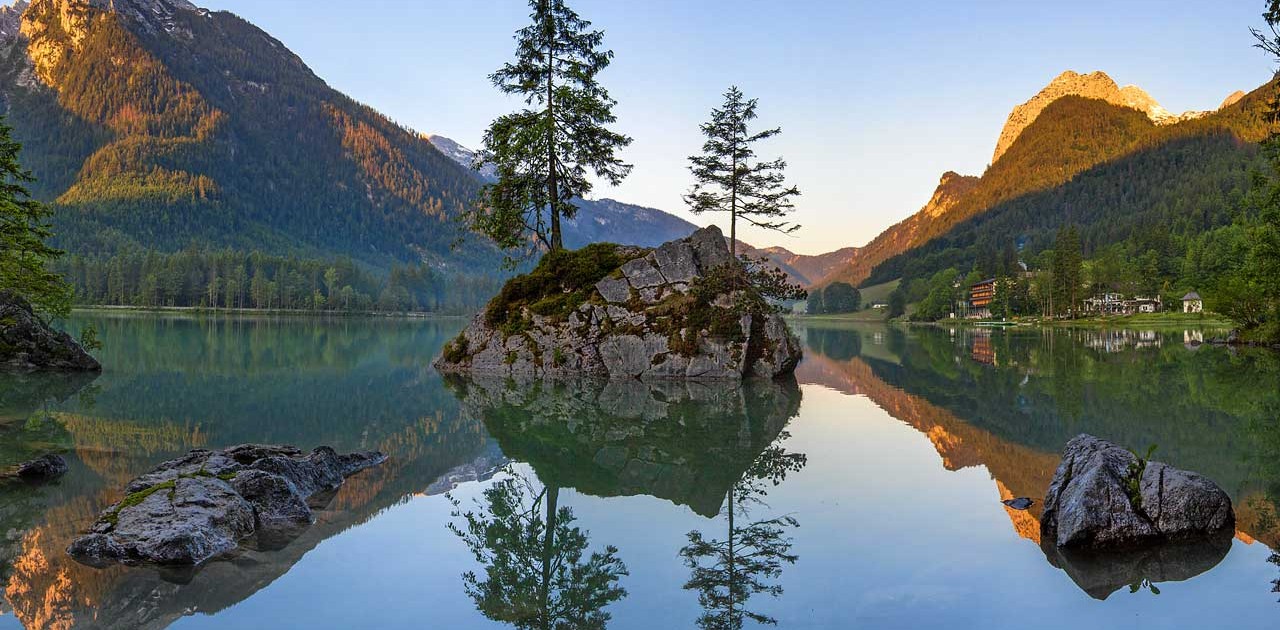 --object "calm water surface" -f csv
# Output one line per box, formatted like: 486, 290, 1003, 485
0, 313, 1278, 628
